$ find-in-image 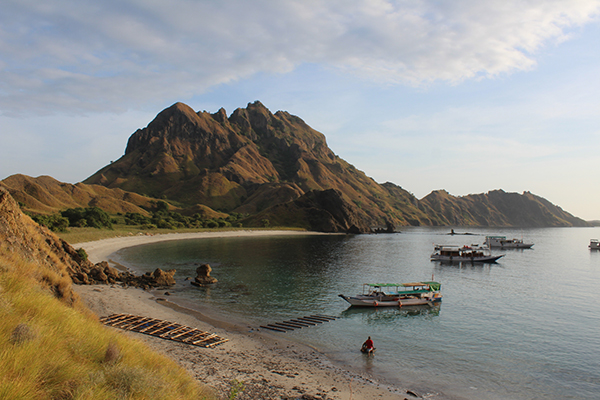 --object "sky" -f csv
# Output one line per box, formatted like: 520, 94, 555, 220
1, 0, 599, 220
